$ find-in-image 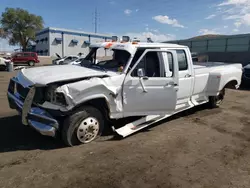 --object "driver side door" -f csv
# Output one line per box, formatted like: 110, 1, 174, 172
122, 49, 179, 117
